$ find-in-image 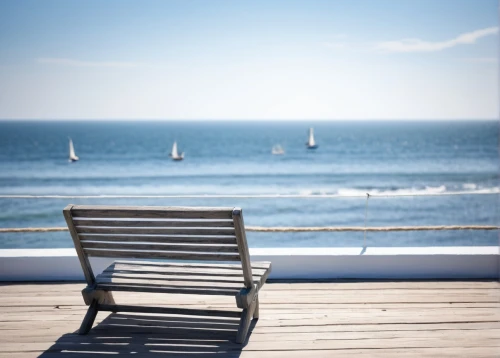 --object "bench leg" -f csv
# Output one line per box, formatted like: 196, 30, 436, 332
79, 299, 98, 335
253, 296, 259, 319
236, 298, 257, 344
